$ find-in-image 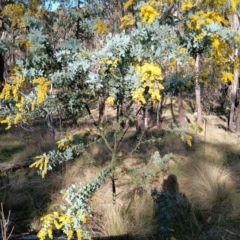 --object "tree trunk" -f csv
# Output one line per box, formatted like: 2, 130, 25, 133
236, 97, 240, 132
170, 96, 176, 123
229, 59, 239, 130
144, 106, 148, 130
195, 53, 202, 125
98, 94, 105, 125
0, 1, 7, 92
228, 14, 240, 131
0, 53, 4, 92
178, 91, 185, 127
134, 102, 144, 131
120, 96, 129, 129
156, 101, 160, 126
